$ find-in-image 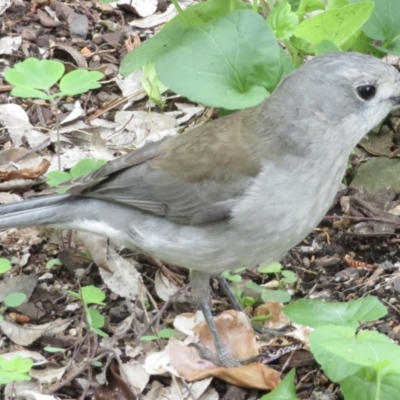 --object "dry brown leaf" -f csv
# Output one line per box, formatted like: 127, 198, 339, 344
169, 311, 280, 390
0, 159, 50, 182
254, 301, 291, 329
